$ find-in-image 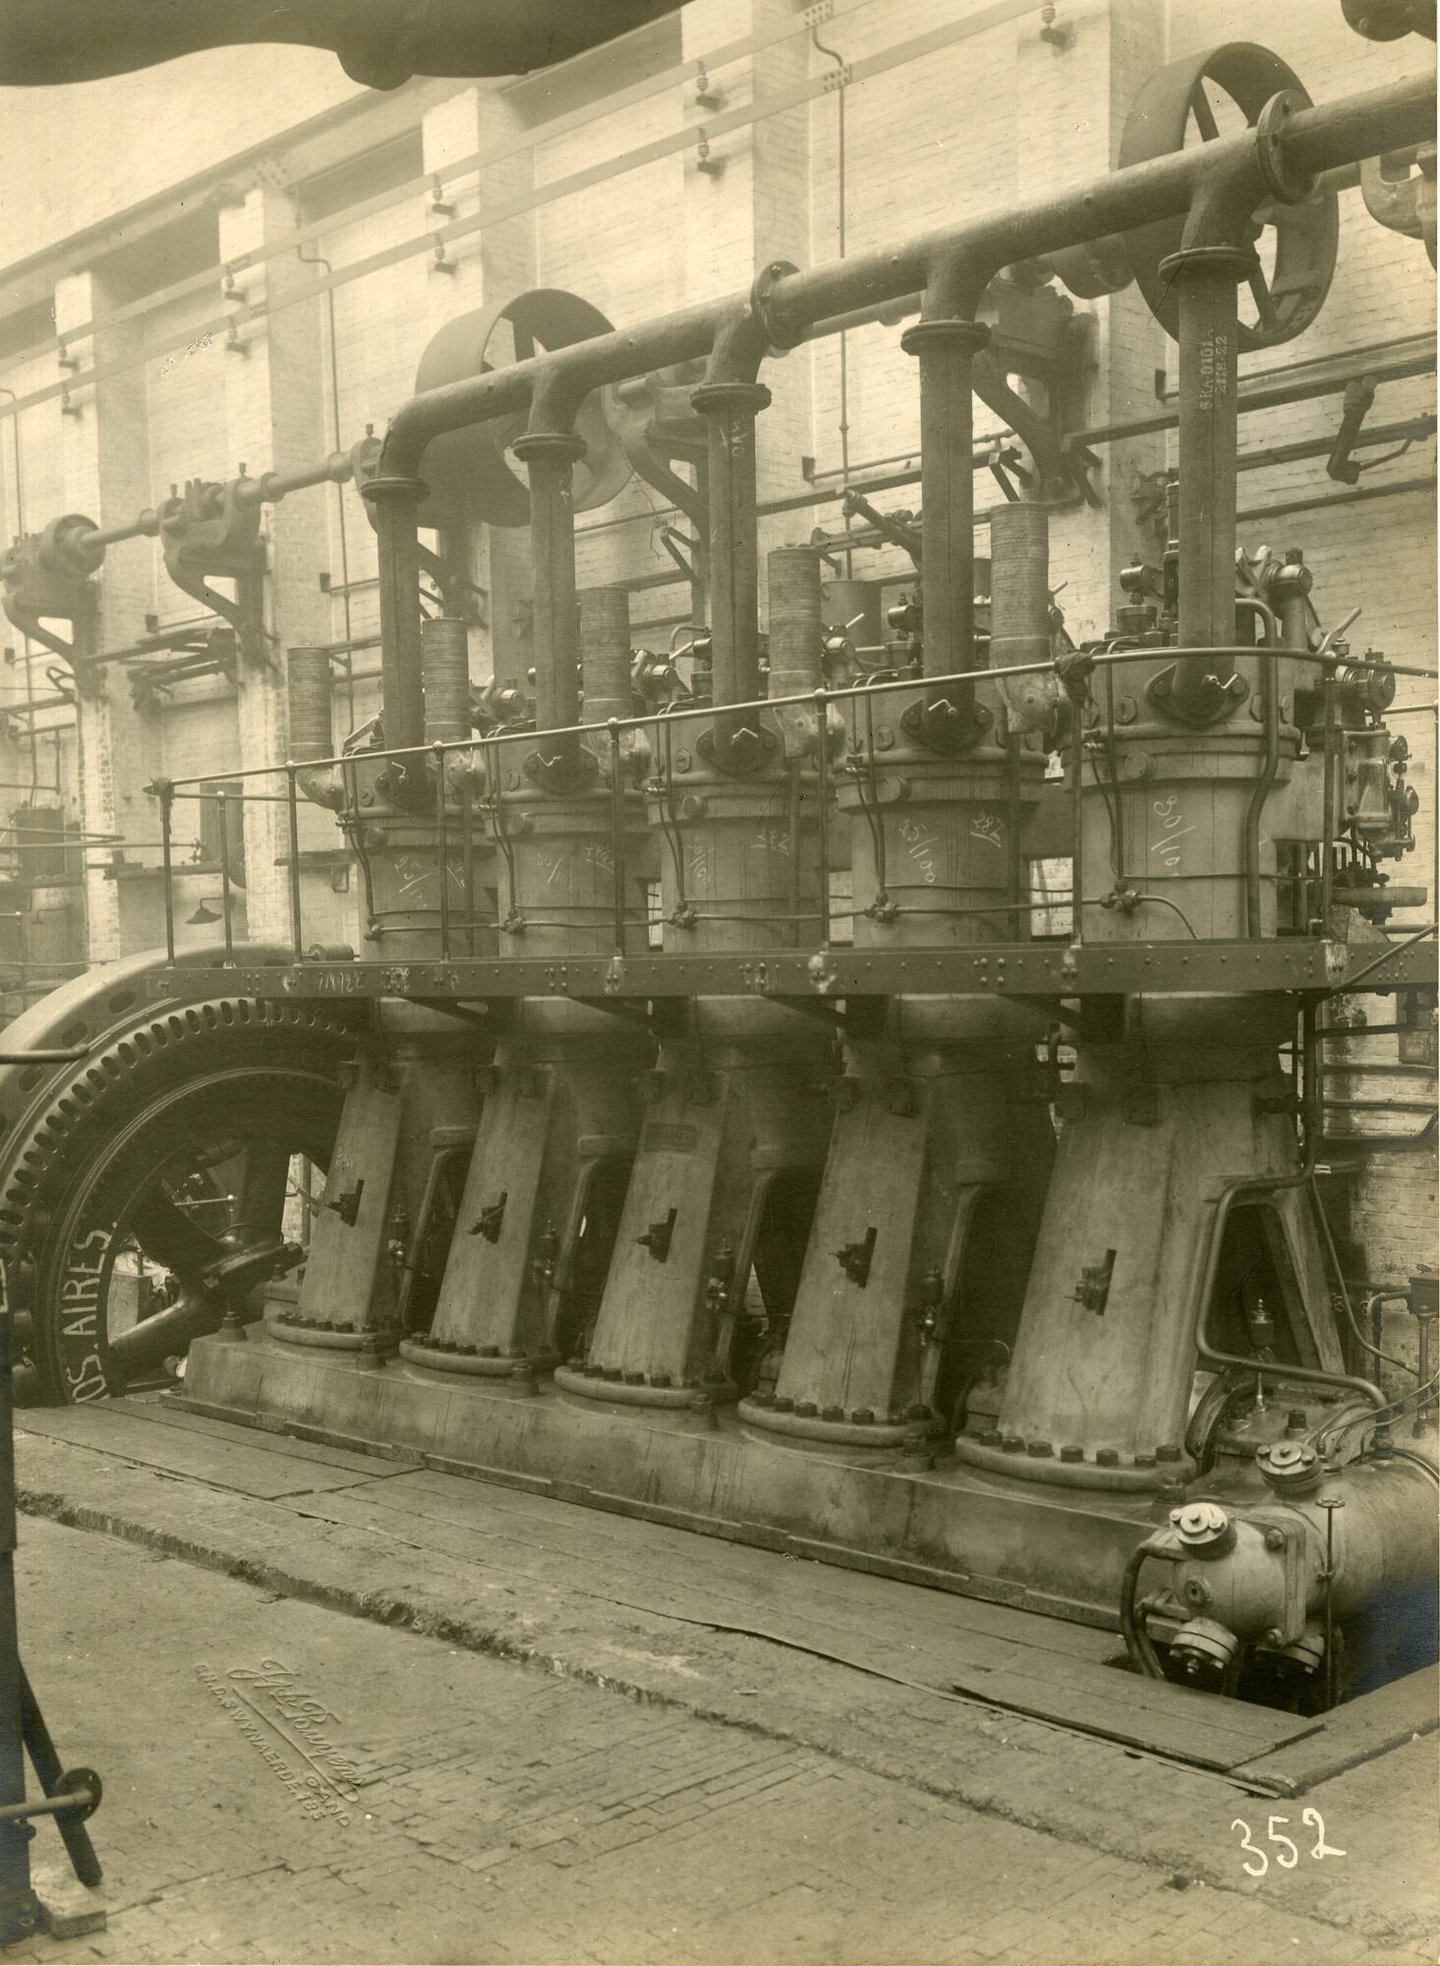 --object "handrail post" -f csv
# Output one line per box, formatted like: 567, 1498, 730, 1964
434, 744, 451, 960
215, 791, 235, 964
608, 720, 628, 958
285, 764, 303, 959
159, 780, 176, 963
